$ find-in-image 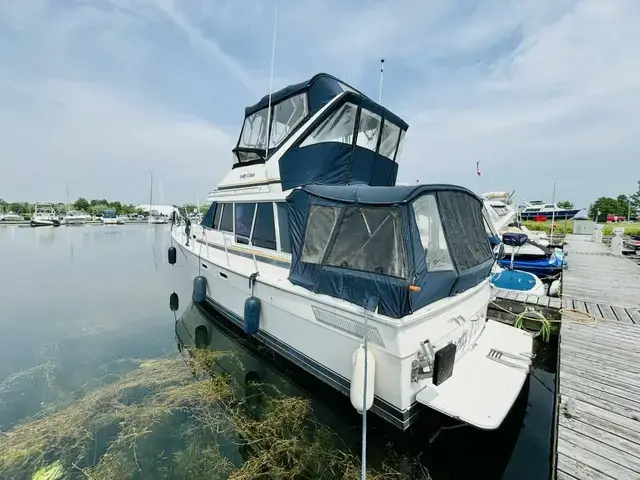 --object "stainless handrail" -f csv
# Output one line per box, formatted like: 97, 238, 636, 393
218, 231, 259, 272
